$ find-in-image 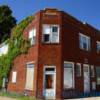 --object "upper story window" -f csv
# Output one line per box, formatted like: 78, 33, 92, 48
29, 28, 36, 45
0, 43, 8, 56
79, 33, 90, 51
42, 25, 59, 43
96, 41, 100, 53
